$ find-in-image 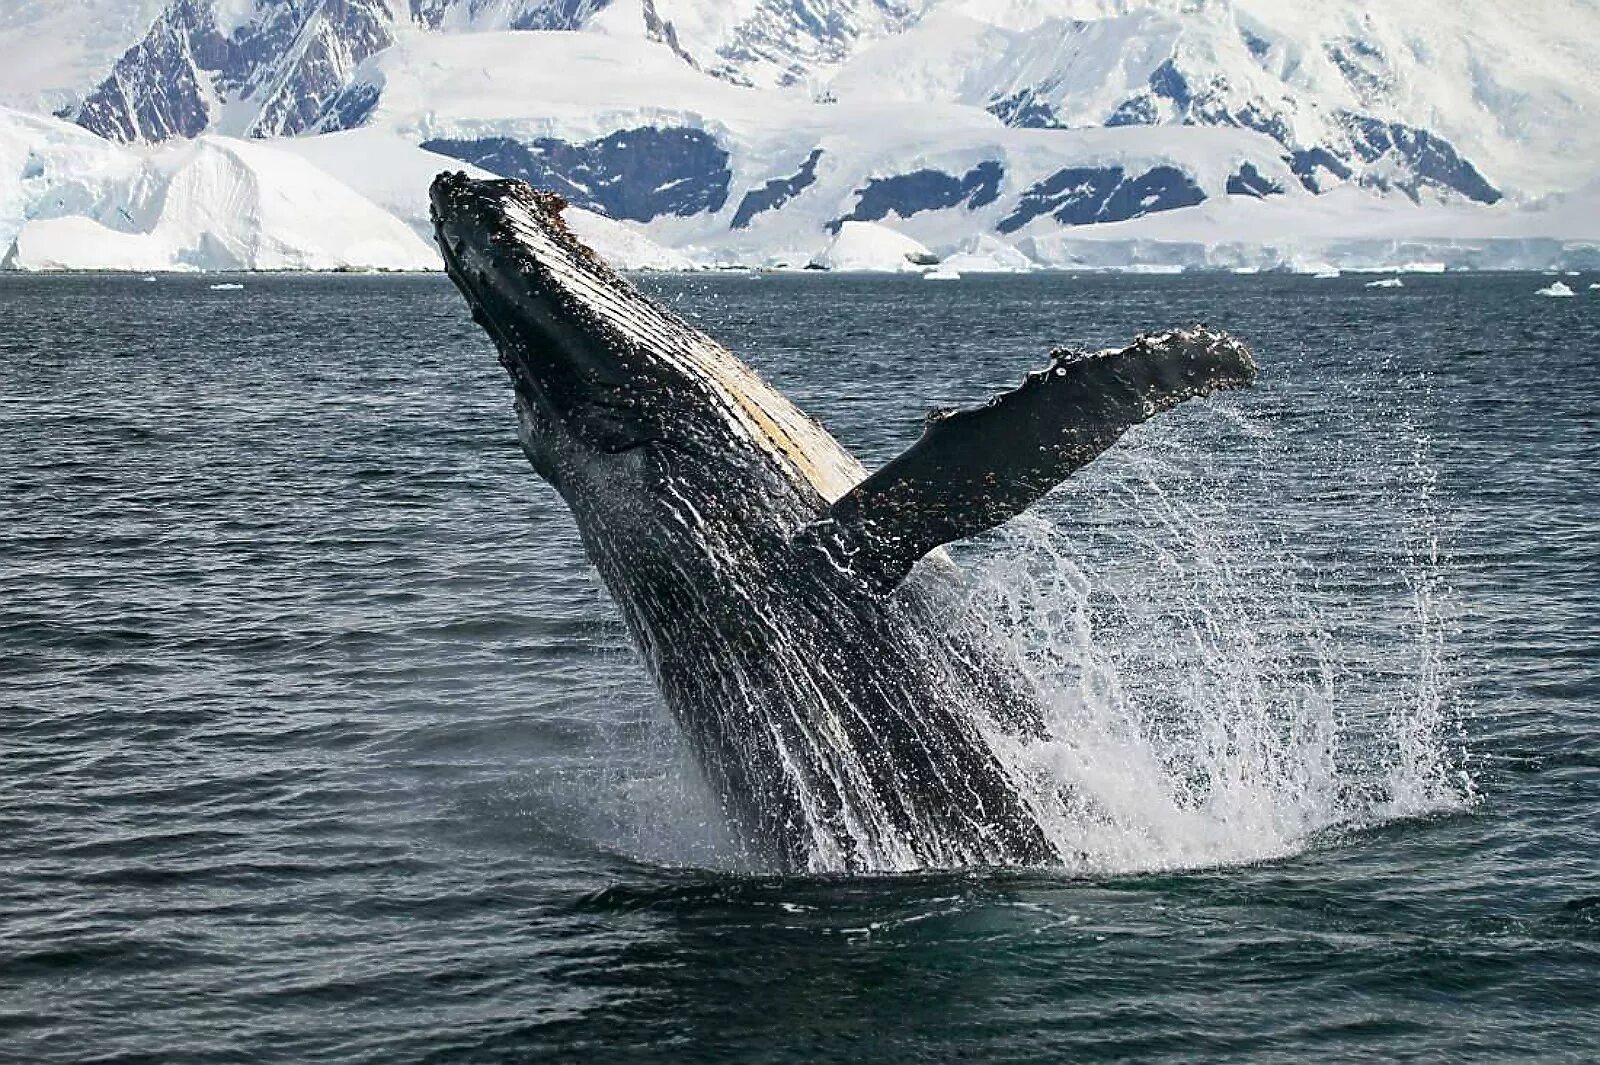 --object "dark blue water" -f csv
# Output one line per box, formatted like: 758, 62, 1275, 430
1, 273, 1595, 1062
